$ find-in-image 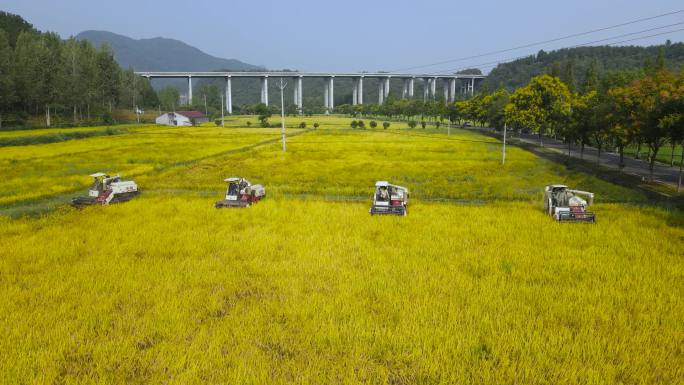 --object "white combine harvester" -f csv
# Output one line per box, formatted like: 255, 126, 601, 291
215, 177, 266, 208
369, 181, 409, 216
71, 172, 139, 208
544, 184, 596, 222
